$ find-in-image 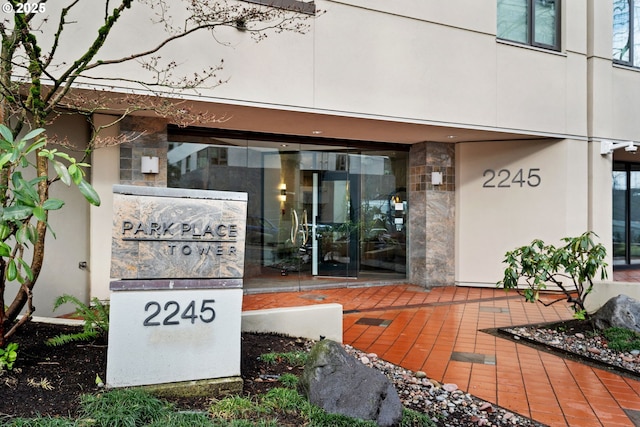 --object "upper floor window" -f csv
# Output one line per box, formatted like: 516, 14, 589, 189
497, 0, 560, 51
613, 0, 640, 67
243, 0, 315, 15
